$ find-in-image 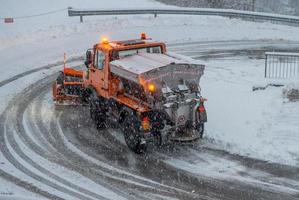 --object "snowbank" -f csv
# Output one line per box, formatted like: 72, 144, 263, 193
283, 82, 299, 101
